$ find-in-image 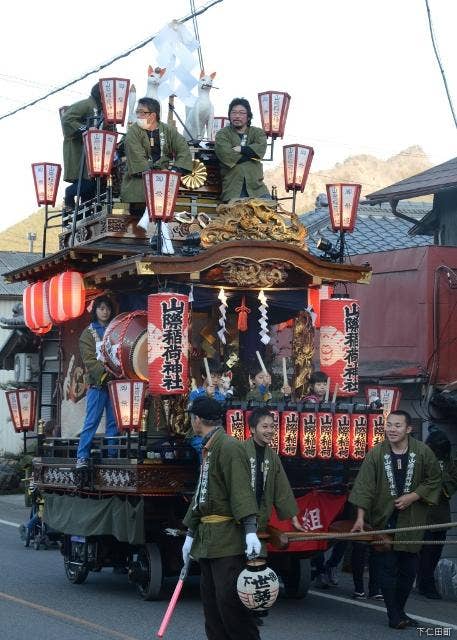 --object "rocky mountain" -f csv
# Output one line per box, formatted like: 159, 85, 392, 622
0, 146, 433, 253
264, 145, 433, 213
